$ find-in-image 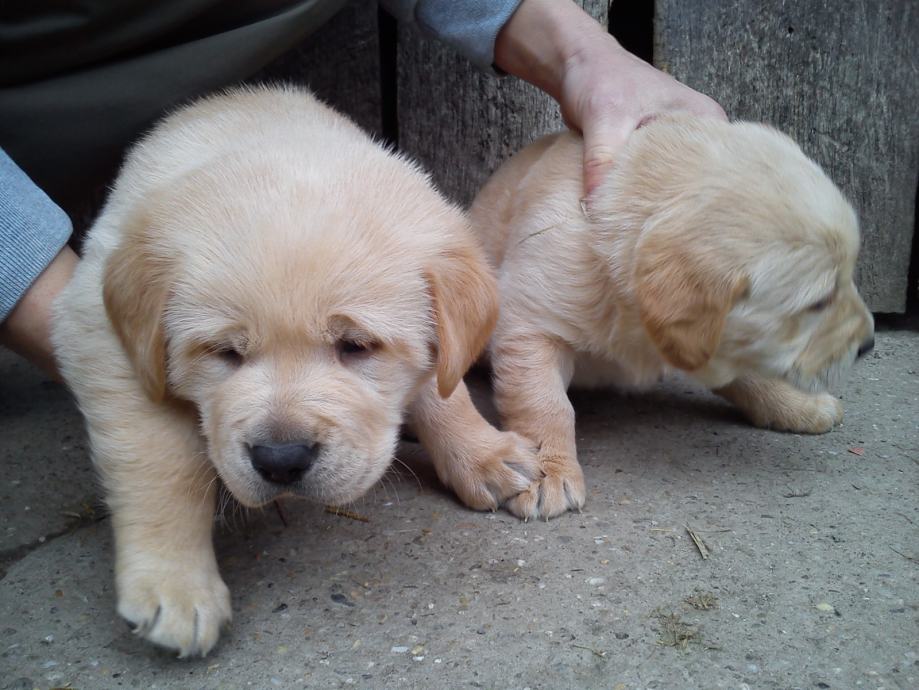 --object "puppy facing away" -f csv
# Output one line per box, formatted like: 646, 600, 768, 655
52, 86, 538, 656
467, 115, 875, 521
